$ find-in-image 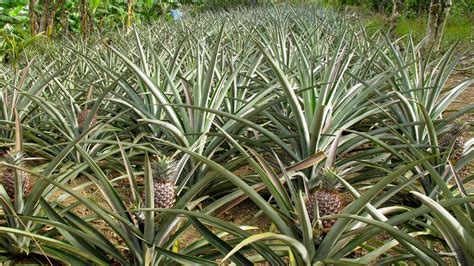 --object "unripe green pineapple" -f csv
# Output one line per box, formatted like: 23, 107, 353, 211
438, 120, 467, 163
152, 156, 178, 209
306, 168, 342, 230
2, 151, 32, 200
